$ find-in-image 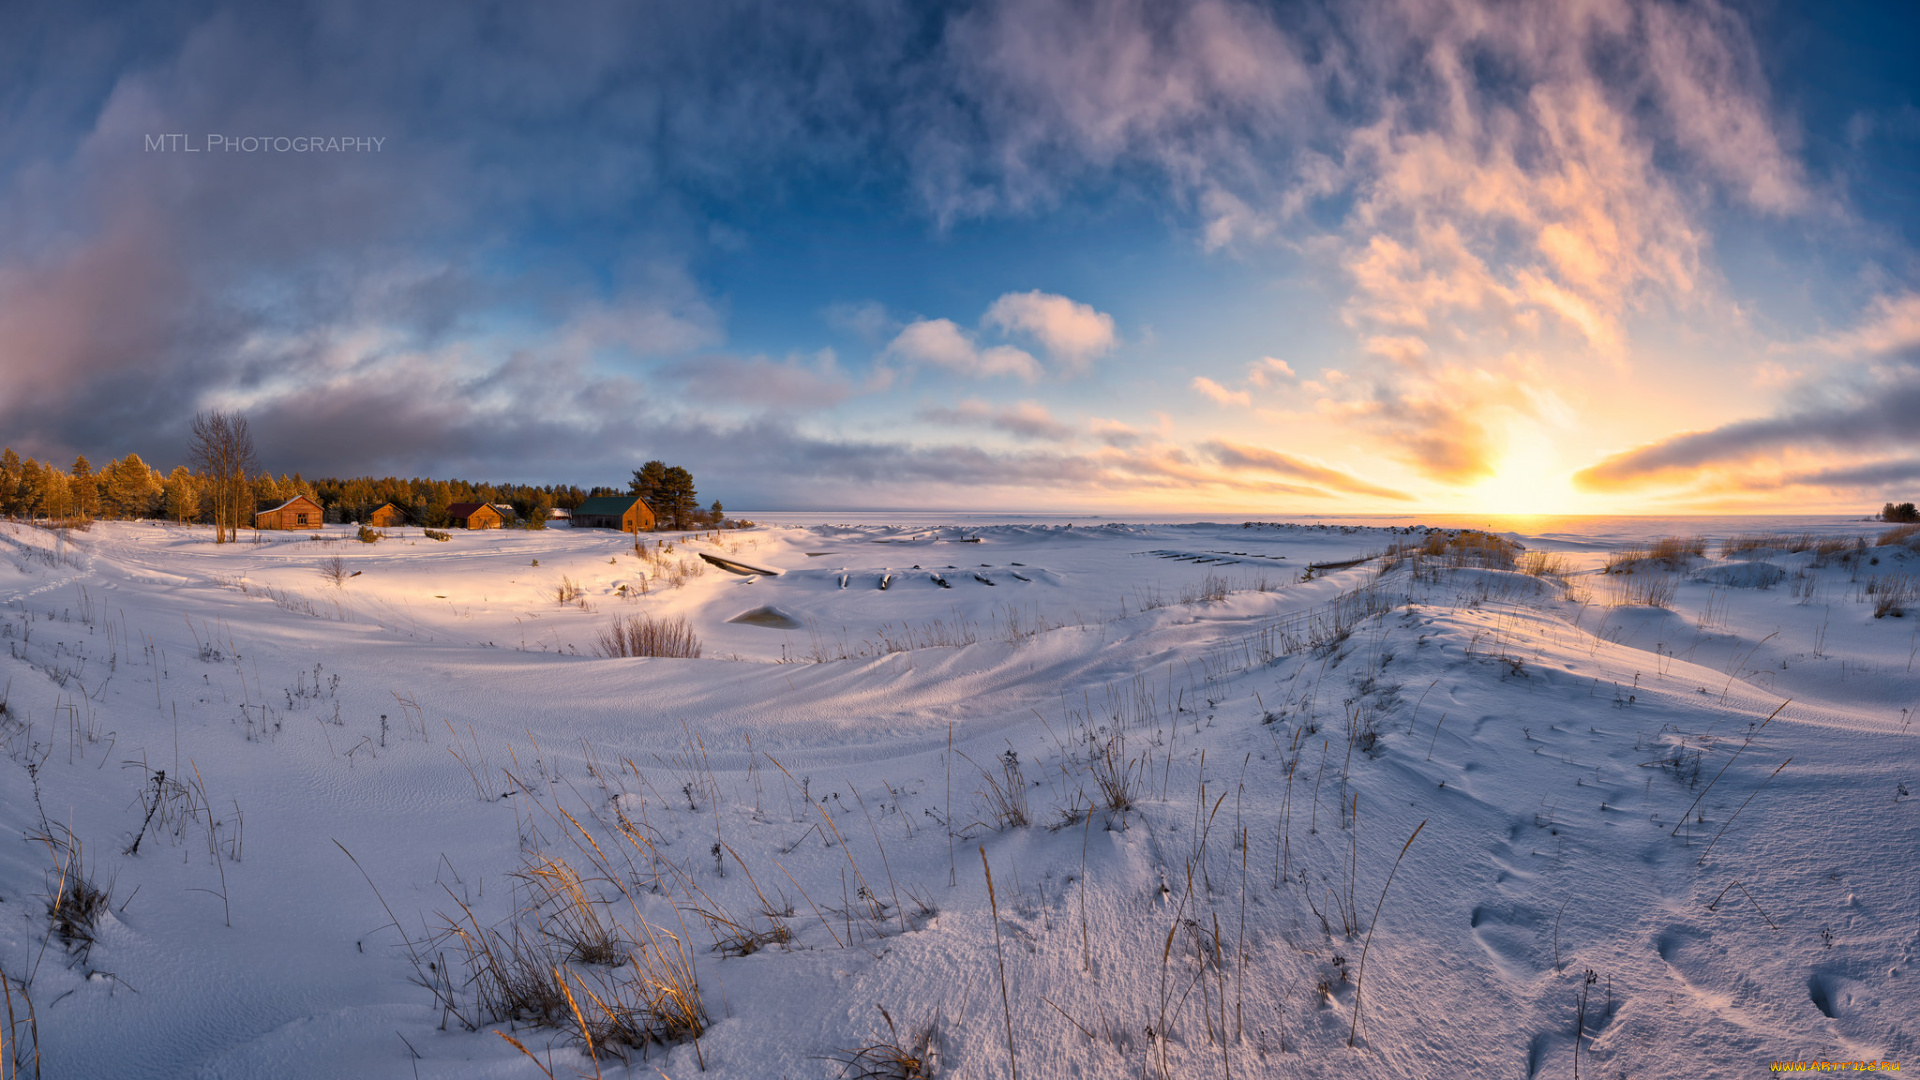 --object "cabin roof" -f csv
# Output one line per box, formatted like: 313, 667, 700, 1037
573, 495, 644, 516
257, 495, 320, 514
